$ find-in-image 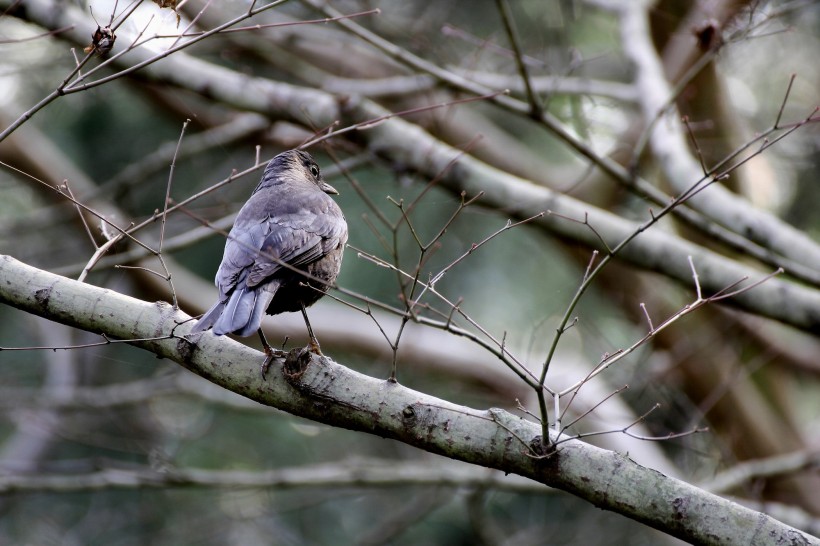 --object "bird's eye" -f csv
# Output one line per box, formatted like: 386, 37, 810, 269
310, 164, 320, 178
